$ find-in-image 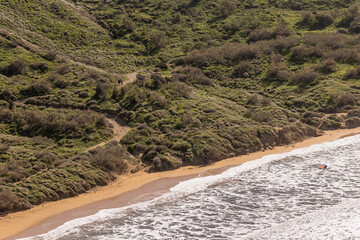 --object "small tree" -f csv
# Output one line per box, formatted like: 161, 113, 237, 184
148, 31, 169, 51
314, 12, 334, 28
123, 16, 136, 31
219, 0, 237, 17
301, 11, 315, 26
